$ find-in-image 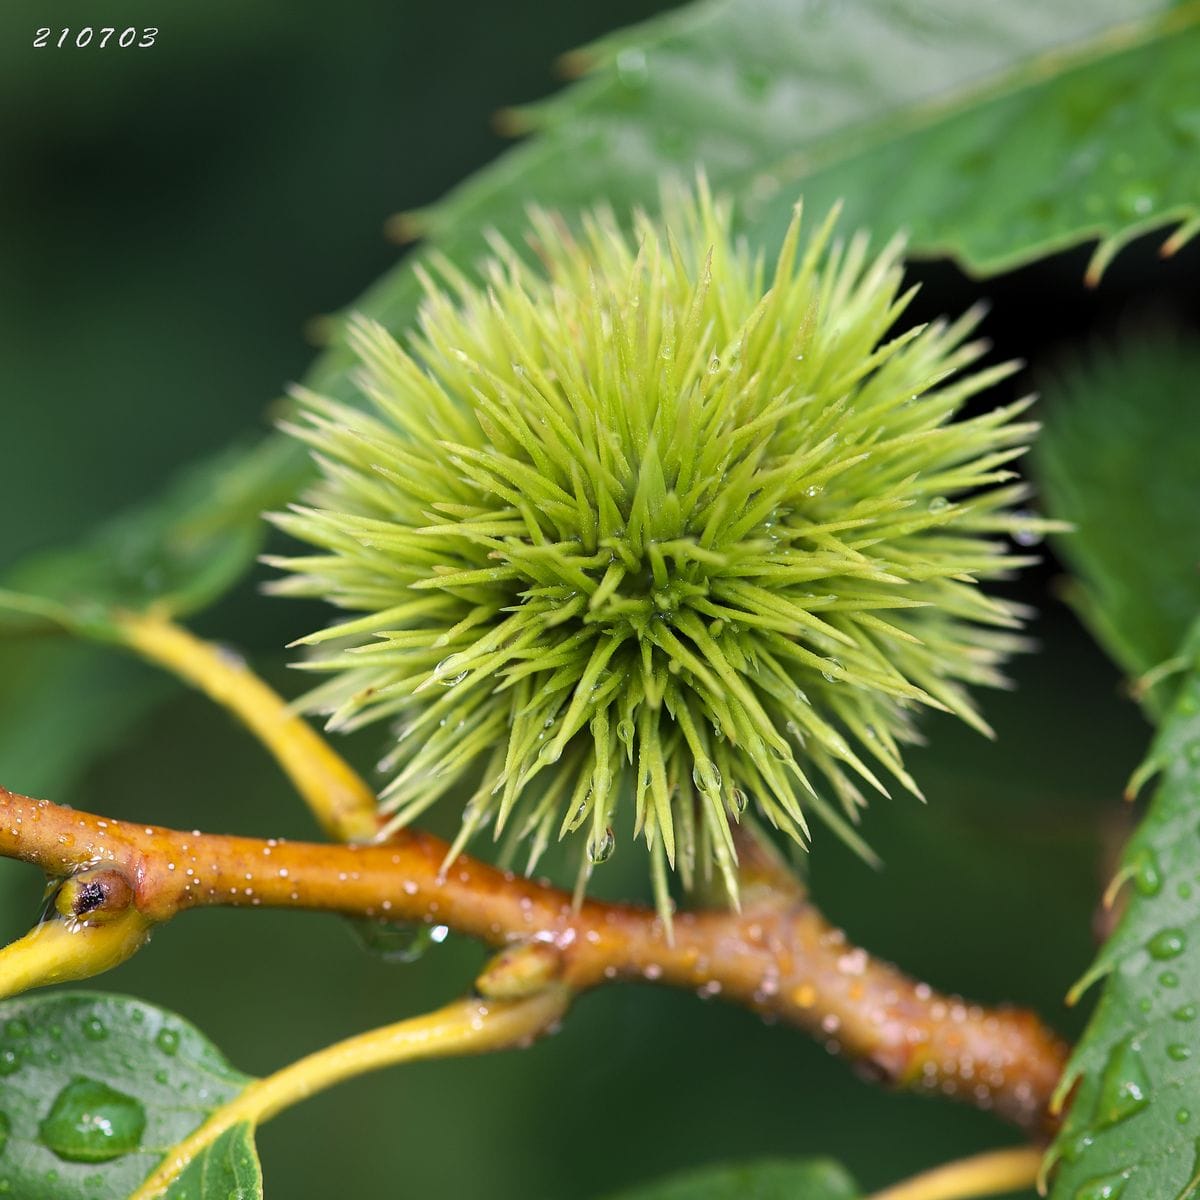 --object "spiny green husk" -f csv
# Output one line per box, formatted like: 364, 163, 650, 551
268, 182, 1046, 909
